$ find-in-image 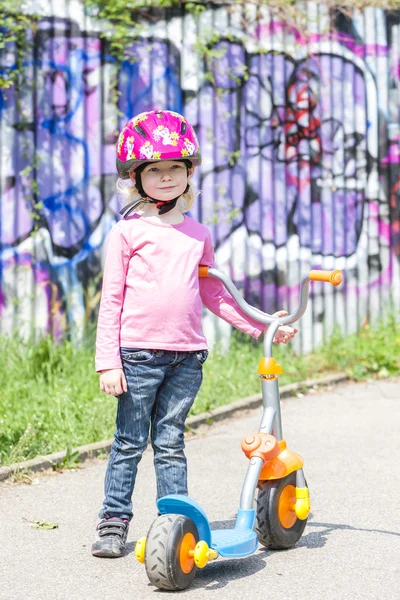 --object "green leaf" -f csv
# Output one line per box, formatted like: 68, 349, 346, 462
29, 520, 59, 530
